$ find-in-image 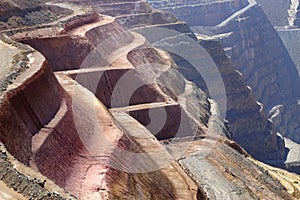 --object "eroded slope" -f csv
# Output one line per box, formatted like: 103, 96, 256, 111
0, 0, 299, 199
